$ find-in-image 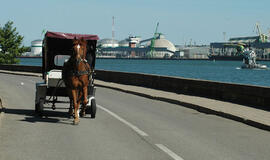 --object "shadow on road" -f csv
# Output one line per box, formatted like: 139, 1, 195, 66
3, 107, 73, 124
